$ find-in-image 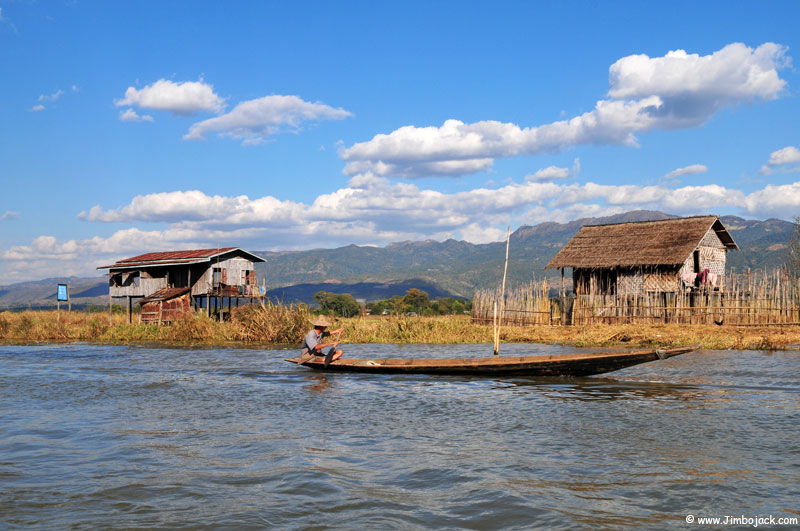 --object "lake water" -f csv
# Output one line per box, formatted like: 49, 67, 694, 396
1, 343, 798, 529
